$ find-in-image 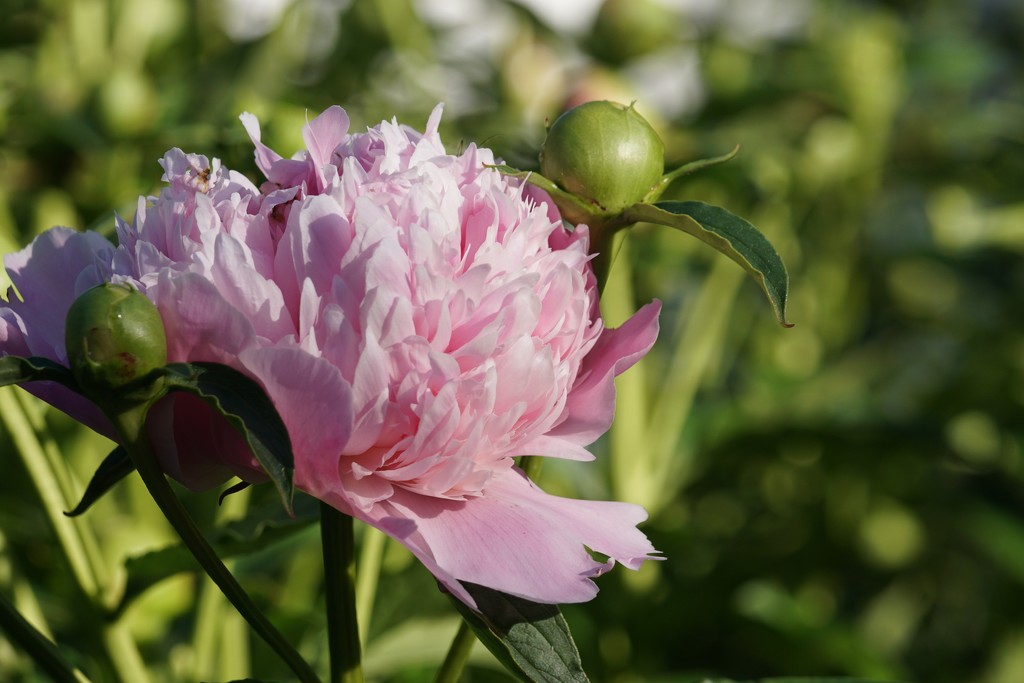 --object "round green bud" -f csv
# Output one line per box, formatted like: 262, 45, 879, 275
65, 283, 168, 396
539, 100, 665, 213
